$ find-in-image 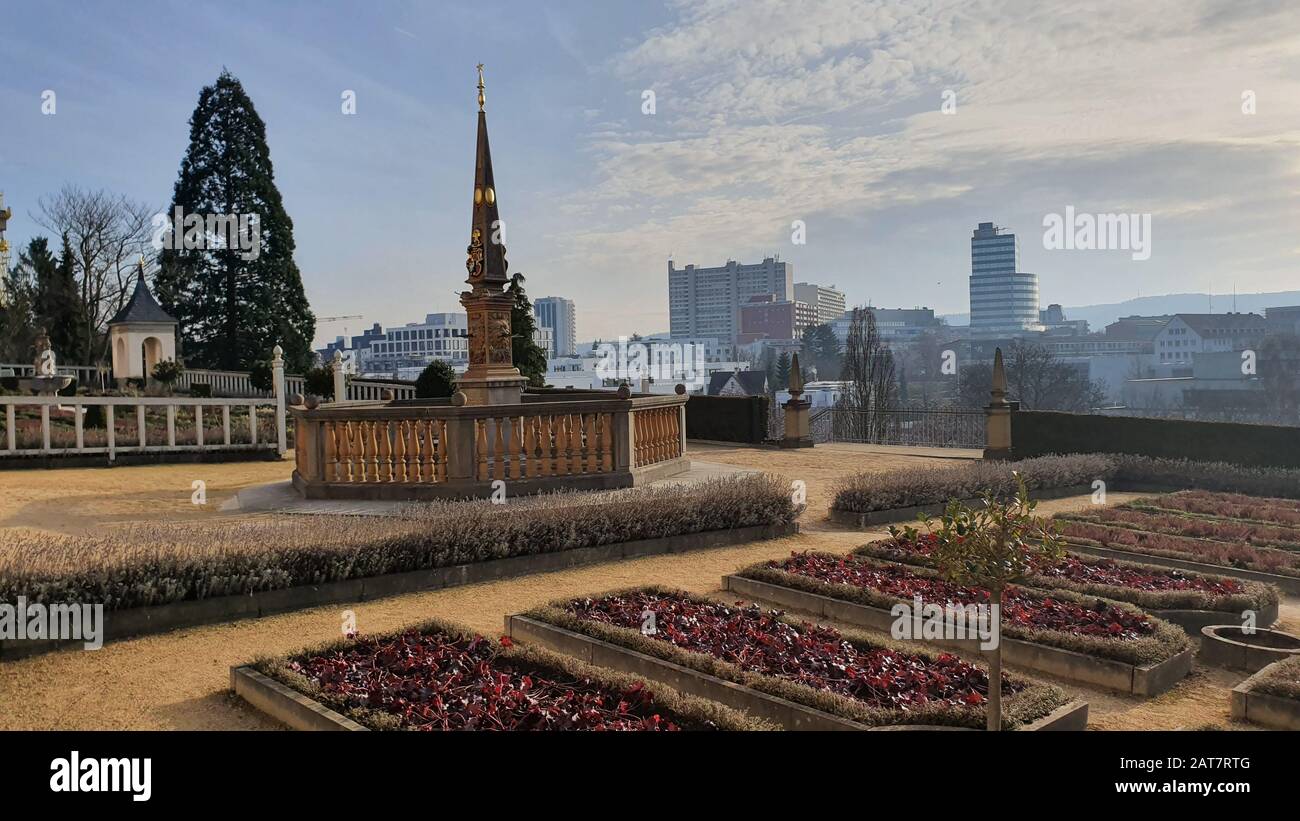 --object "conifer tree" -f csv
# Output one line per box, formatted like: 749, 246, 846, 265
155, 70, 314, 372
506, 272, 548, 386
